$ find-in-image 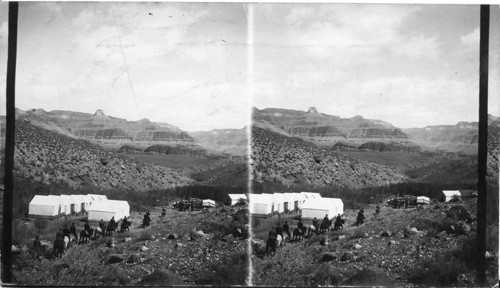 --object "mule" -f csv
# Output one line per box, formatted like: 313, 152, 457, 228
79, 230, 91, 244
292, 227, 304, 242
307, 224, 316, 236
53, 239, 65, 258
334, 219, 345, 231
